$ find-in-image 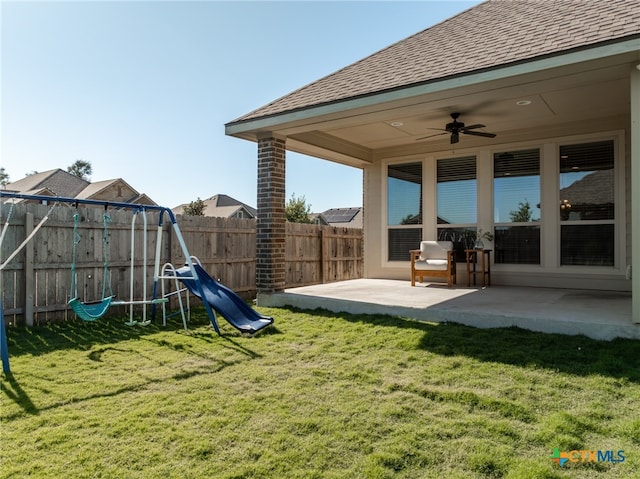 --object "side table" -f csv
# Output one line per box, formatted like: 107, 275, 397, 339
465, 249, 491, 287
